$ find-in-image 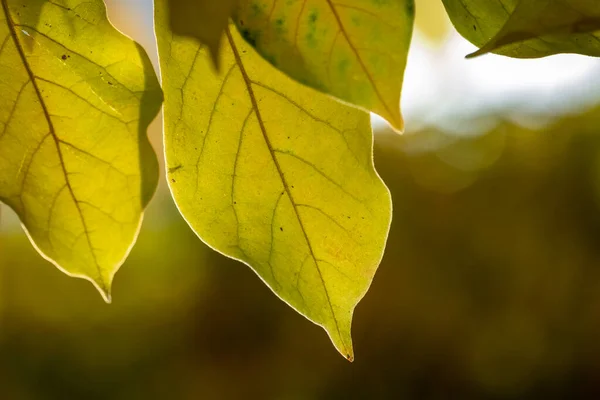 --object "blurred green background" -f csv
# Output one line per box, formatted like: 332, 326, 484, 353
3, 1, 600, 399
